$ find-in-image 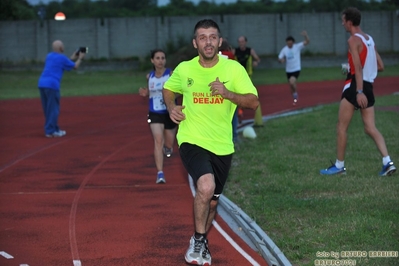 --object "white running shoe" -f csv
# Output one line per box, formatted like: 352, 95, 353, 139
202, 238, 212, 266
185, 236, 204, 265
45, 130, 66, 138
